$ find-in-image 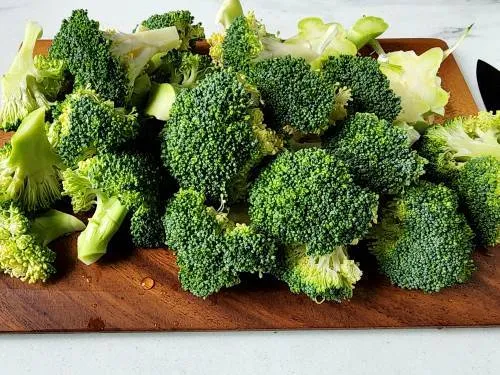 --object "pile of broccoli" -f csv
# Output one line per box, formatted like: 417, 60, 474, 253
0, 0, 494, 305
